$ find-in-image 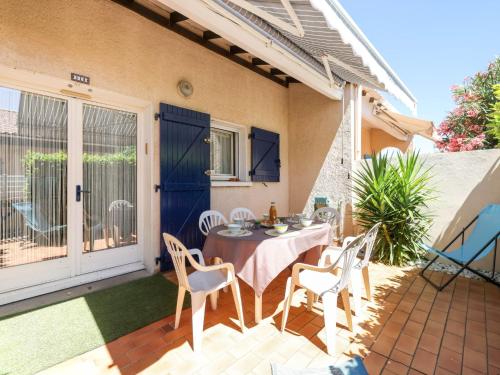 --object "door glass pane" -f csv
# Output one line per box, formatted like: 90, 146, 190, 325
82, 104, 137, 252
0, 86, 68, 268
